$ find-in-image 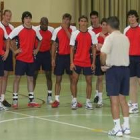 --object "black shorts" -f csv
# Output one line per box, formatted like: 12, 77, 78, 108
95, 55, 104, 76
106, 66, 130, 96
129, 56, 140, 78
0, 56, 4, 76
35, 51, 51, 71
15, 60, 35, 76
54, 54, 72, 76
4, 50, 13, 71
74, 65, 94, 76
